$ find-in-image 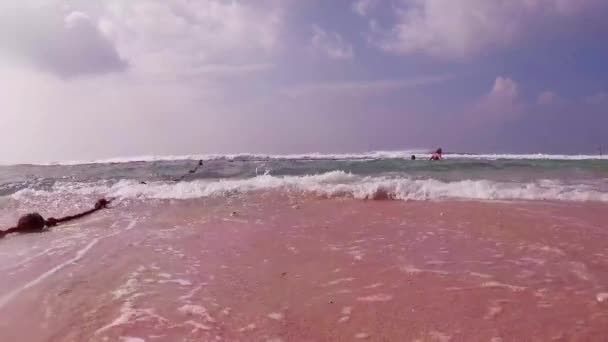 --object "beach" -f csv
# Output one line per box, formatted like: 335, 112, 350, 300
4, 0, 608, 340
2, 189, 608, 341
